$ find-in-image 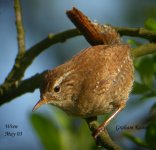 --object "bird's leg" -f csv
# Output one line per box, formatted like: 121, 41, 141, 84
92, 102, 126, 139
